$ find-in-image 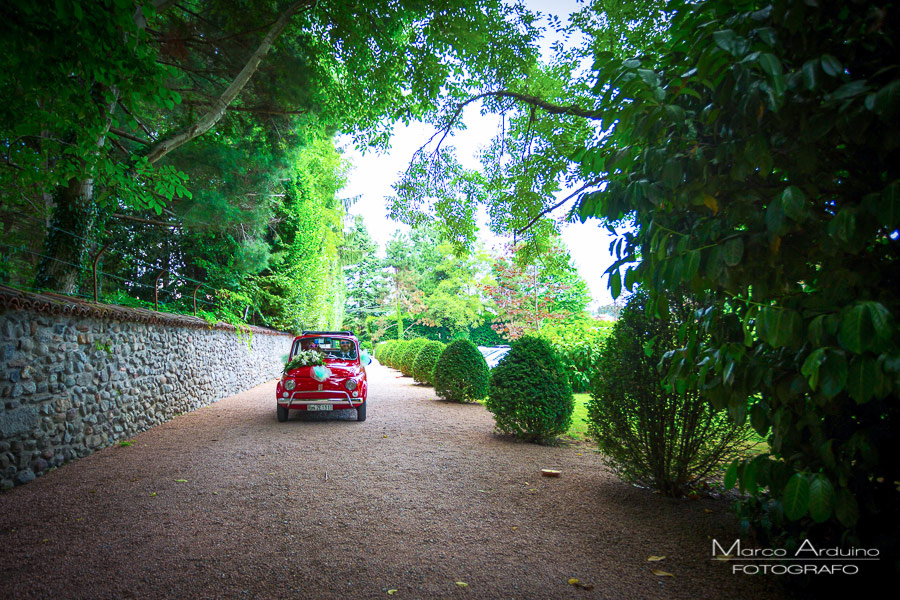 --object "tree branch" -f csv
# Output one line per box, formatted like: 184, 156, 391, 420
514, 178, 602, 236
109, 128, 151, 146
144, 0, 309, 164
180, 99, 309, 115
113, 213, 182, 228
